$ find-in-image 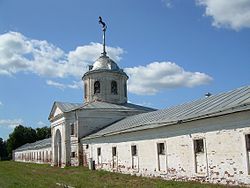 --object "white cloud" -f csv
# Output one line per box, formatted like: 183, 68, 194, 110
0, 32, 124, 78
197, 0, 250, 30
162, 0, 172, 8
125, 61, 212, 95
37, 121, 48, 127
0, 118, 23, 129
0, 32, 212, 95
46, 80, 82, 90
